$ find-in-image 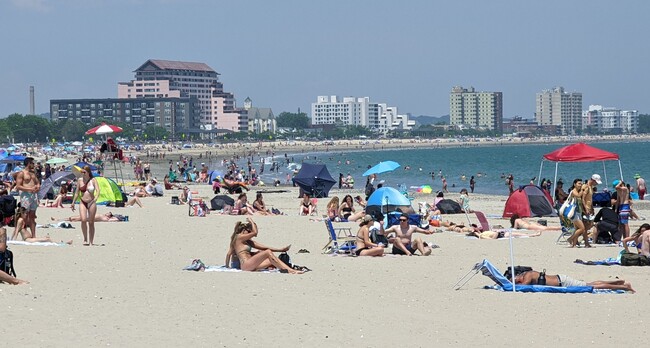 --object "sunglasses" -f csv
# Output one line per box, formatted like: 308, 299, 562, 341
399, 219, 408, 222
